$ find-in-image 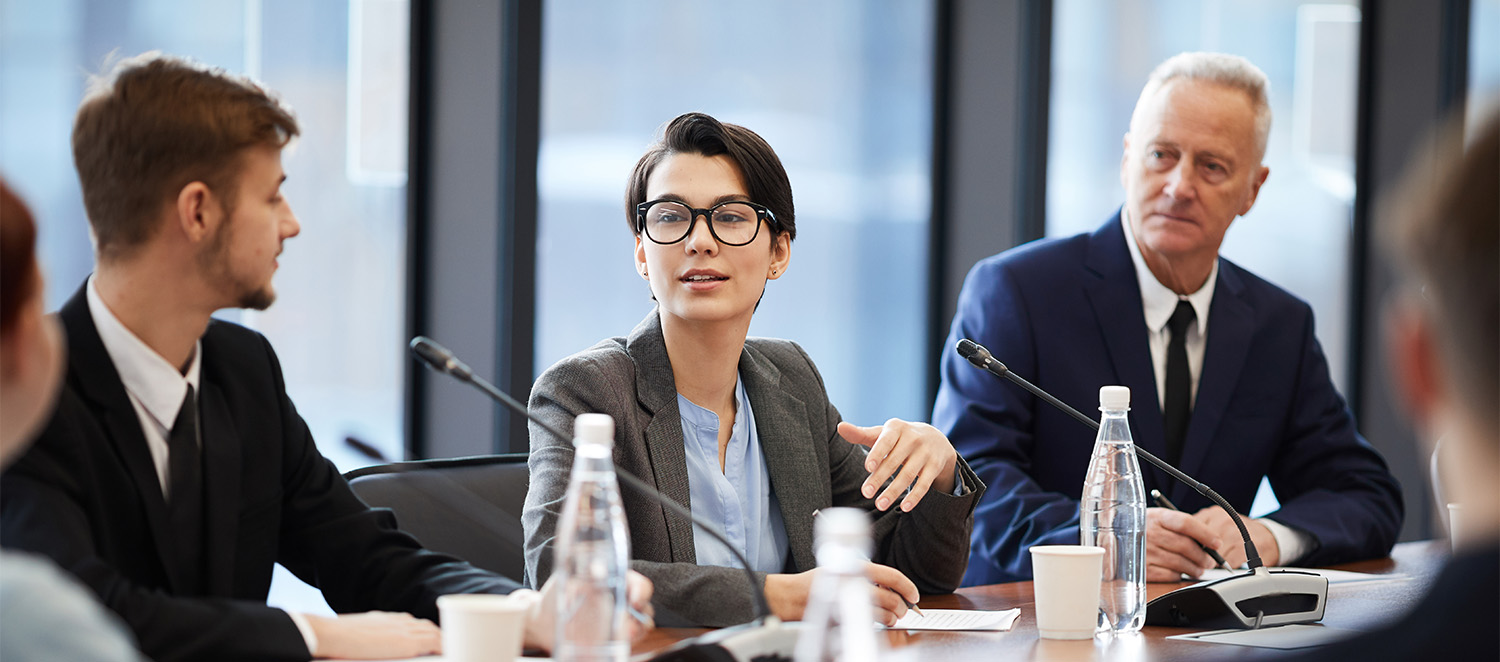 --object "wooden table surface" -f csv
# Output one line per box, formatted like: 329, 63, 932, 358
631, 540, 1447, 661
